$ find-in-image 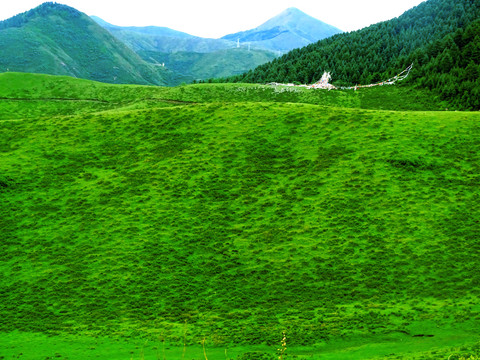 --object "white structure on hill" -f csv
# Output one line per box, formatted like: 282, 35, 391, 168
307, 72, 336, 90
267, 64, 413, 90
